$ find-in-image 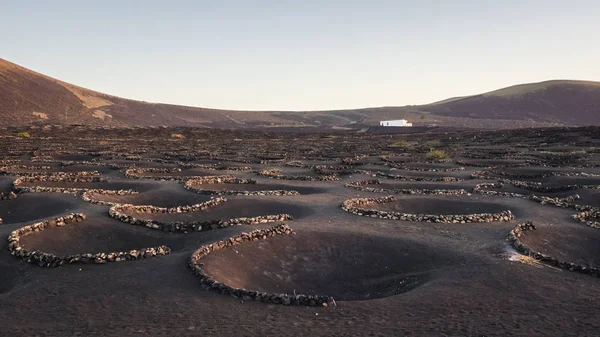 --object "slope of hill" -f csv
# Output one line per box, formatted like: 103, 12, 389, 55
1, 58, 598, 129
0, 58, 297, 128
421, 80, 600, 125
